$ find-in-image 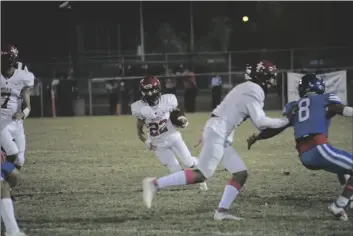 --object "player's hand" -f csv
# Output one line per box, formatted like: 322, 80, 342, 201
144, 139, 155, 151
12, 111, 25, 120
247, 133, 258, 150
177, 116, 189, 128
